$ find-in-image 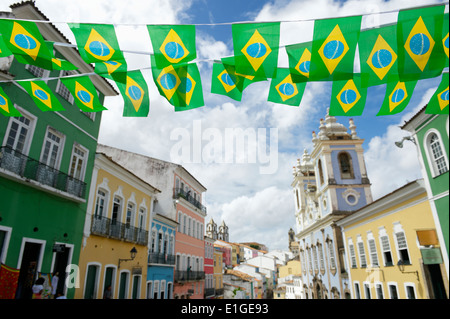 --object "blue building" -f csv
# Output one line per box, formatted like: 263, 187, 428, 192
147, 213, 177, 299
291, 110, 373, 299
